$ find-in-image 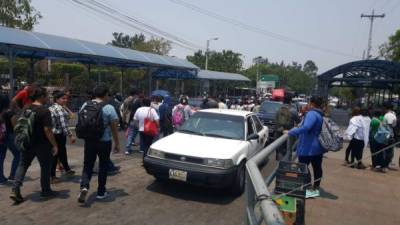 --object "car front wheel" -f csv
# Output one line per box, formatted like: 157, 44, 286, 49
231, 161, 246, 196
